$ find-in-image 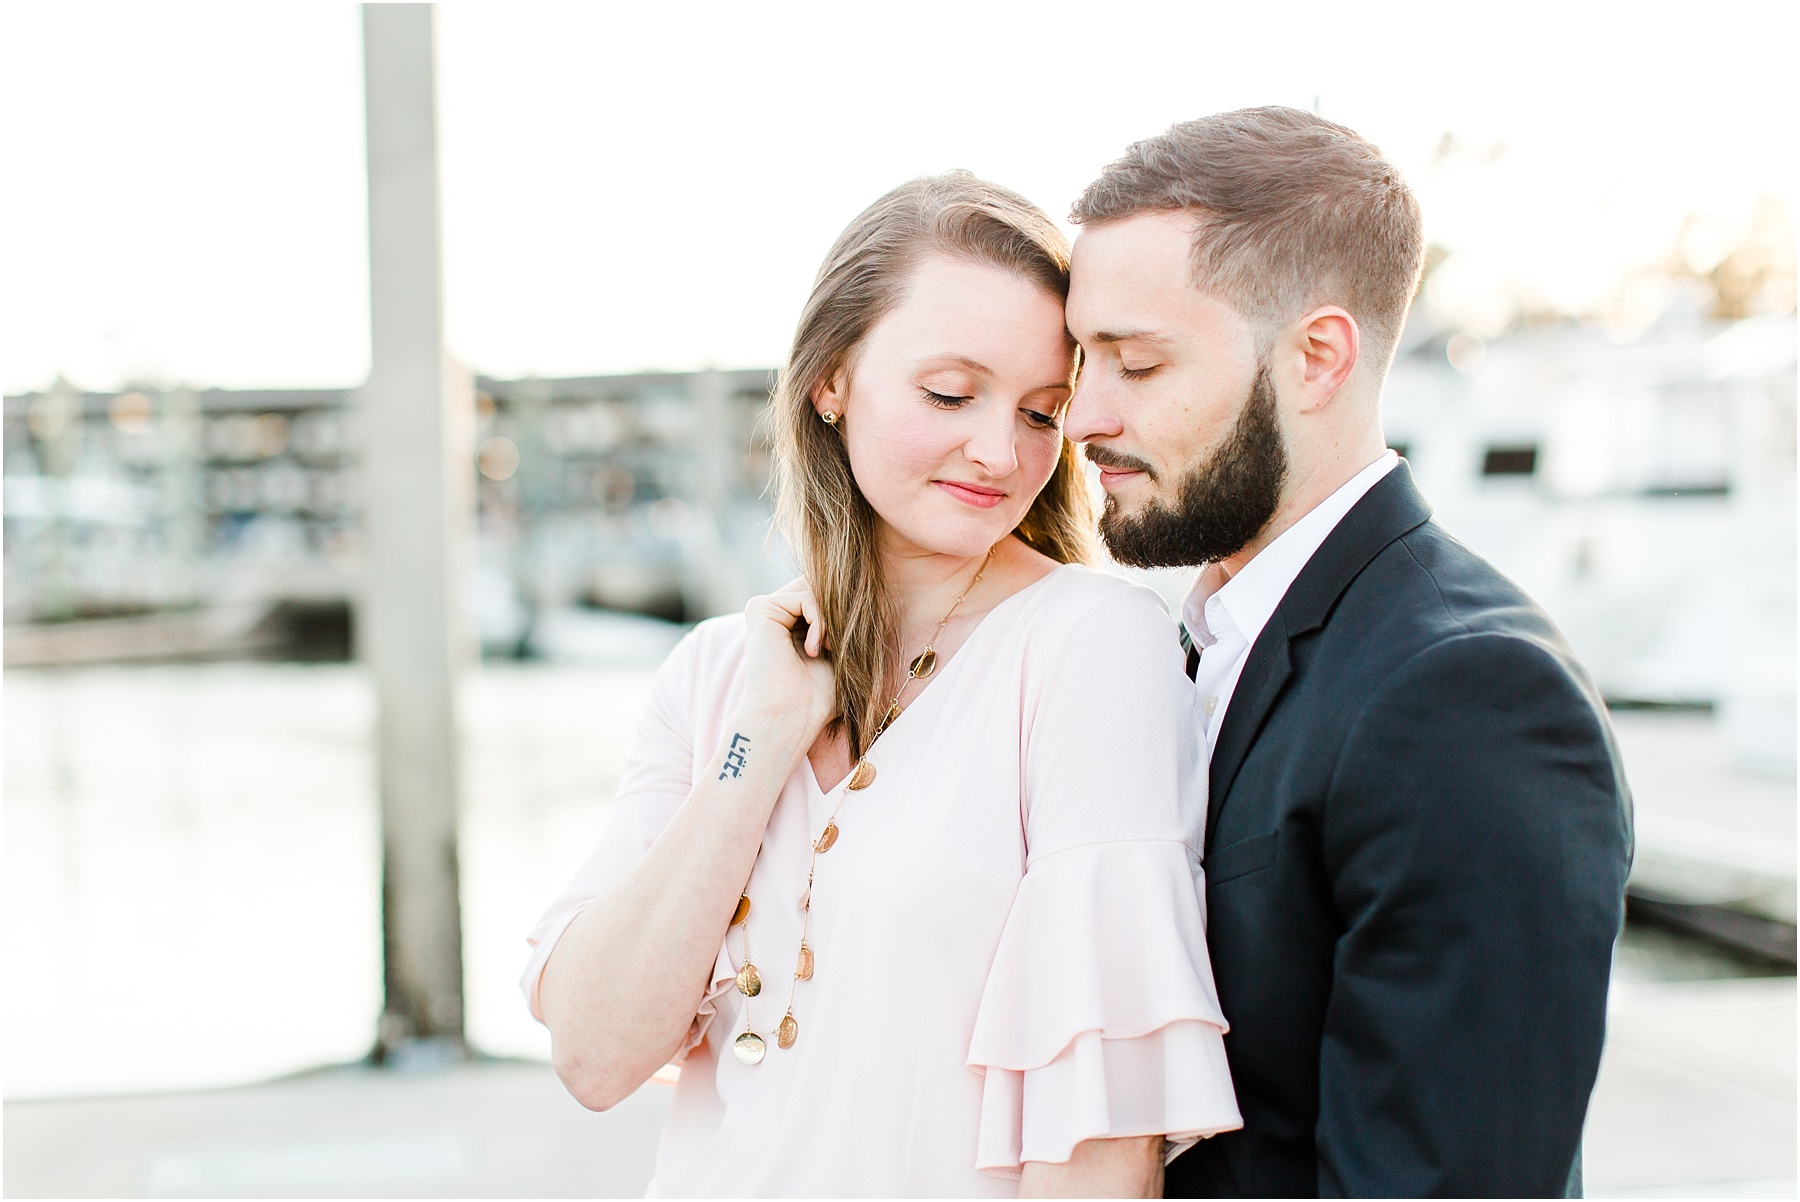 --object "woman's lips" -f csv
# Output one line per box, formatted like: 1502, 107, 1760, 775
933, 480, 1007, 509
